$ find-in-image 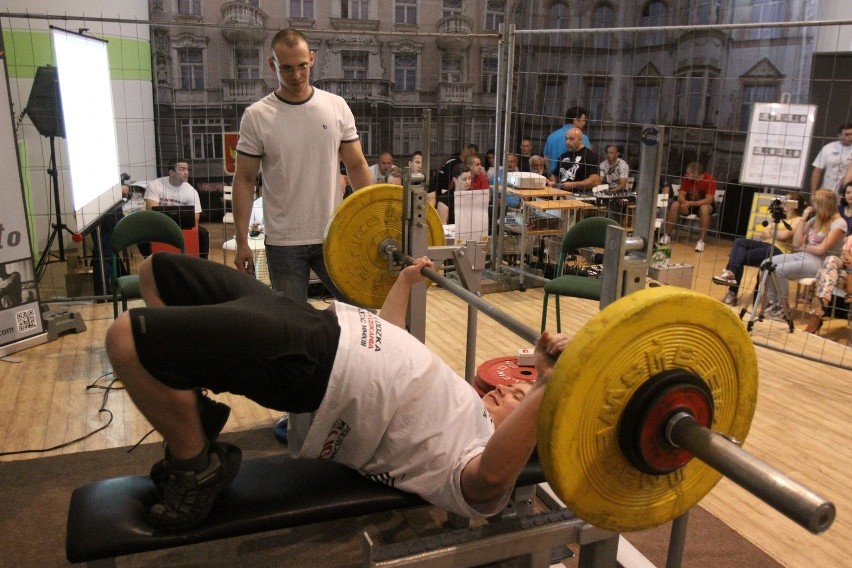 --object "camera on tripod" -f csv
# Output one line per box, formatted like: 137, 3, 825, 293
767, 198, 786, 223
